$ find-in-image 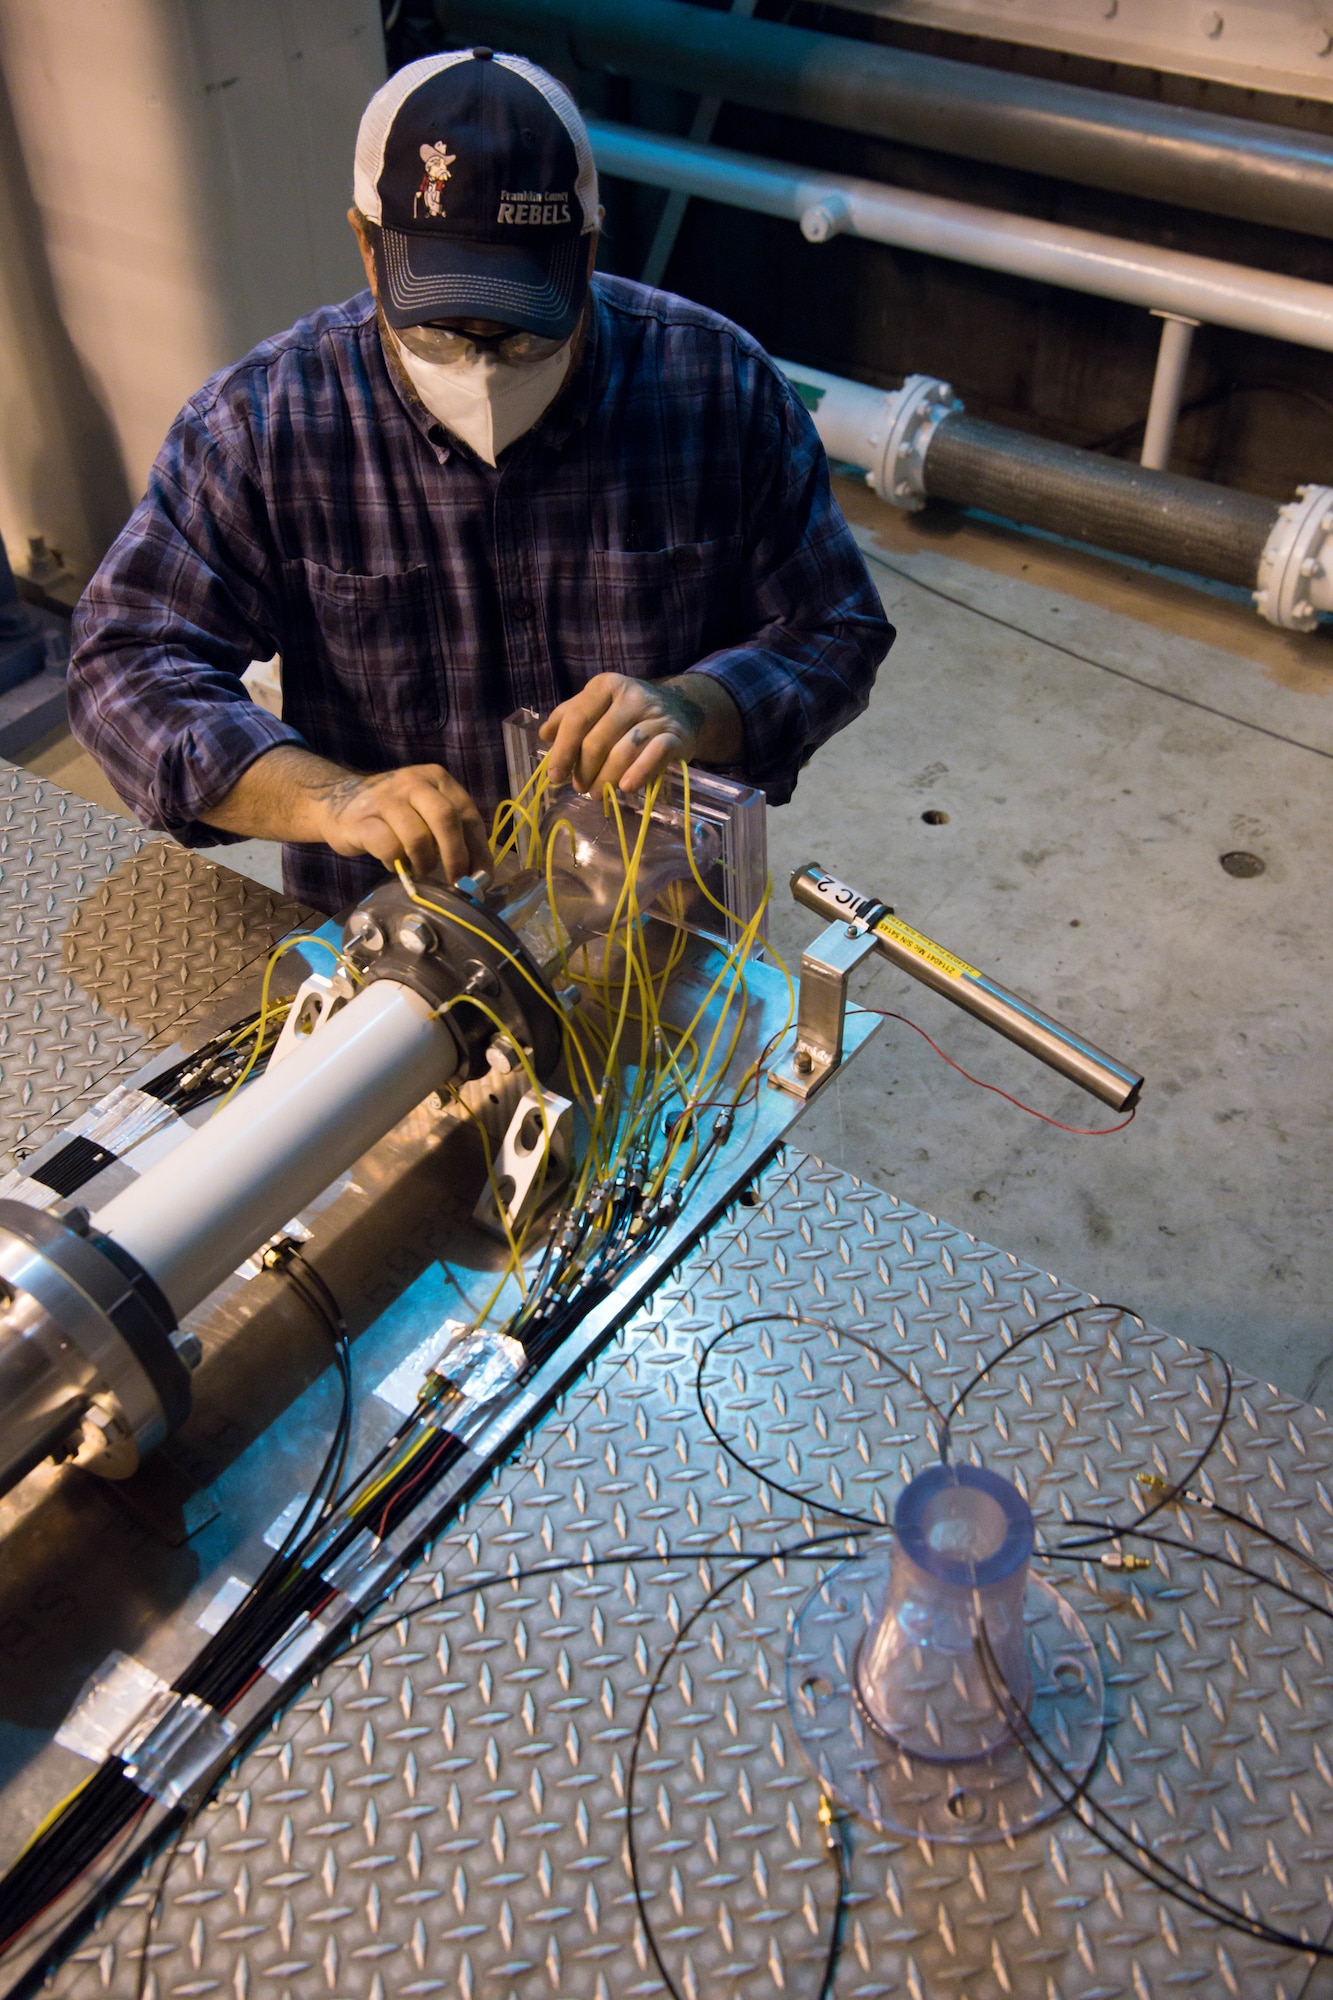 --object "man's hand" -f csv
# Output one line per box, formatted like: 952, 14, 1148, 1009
539, 672, 742, 794
201, 746, 491, 882
309, 764, 491, 880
